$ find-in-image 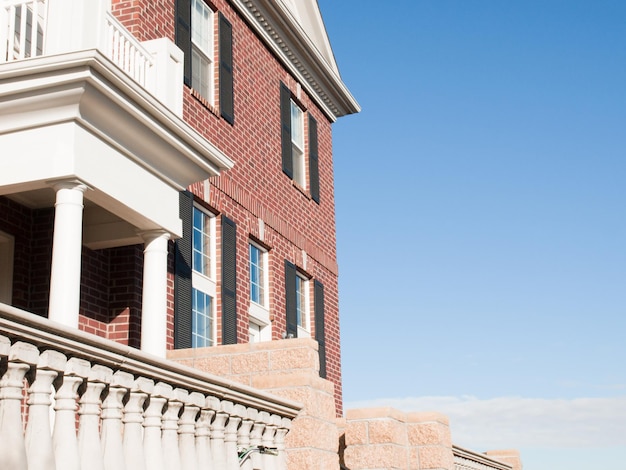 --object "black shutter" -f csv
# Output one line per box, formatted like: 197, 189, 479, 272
175, 0, 192, 87
222, 216, 237, 345
280, 83, 293, 178
314, 280, 326, 378
308, 114, 320, 203
284, 260, 298, 338
174, 190, 193, 349
219, 13, 234, 125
